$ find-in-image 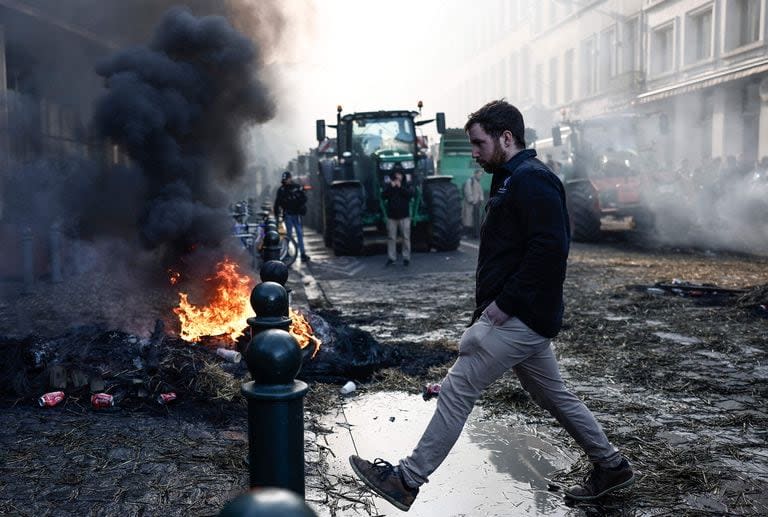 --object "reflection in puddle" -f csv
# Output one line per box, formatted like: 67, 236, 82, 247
318, 391, 576, 516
